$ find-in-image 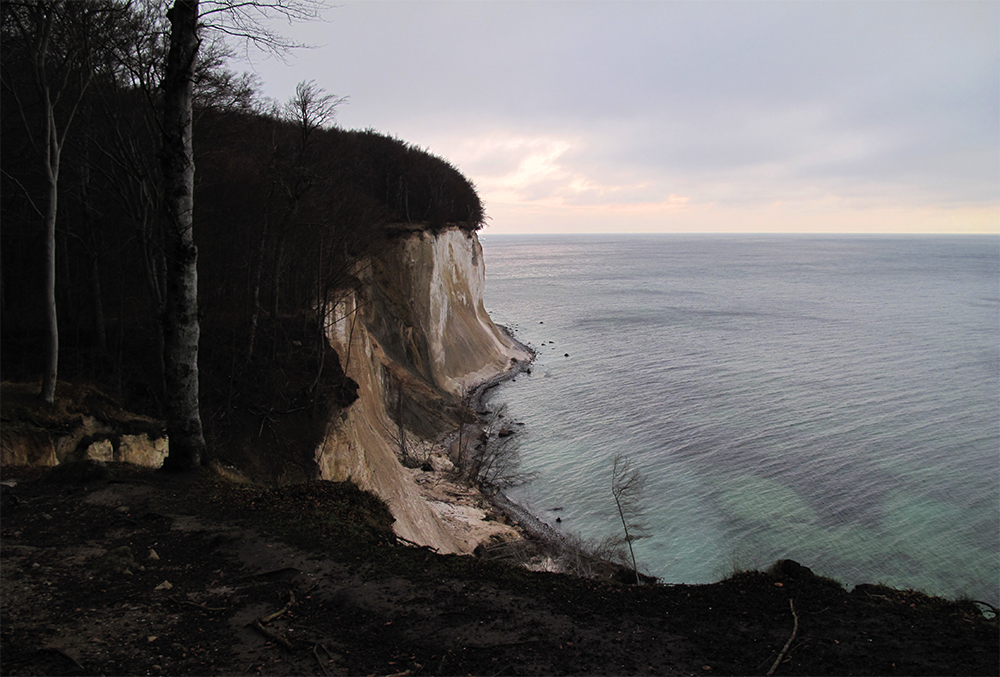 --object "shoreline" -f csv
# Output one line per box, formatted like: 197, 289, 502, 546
404, 325, 567, 553
463, 329, 568, 544
409, 325, 580, 569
